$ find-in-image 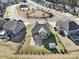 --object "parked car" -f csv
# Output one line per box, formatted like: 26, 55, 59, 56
0, 30, 6, 39
3, 20, 26, 43
56, 19, 79, 45
20, 4, 29, 11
